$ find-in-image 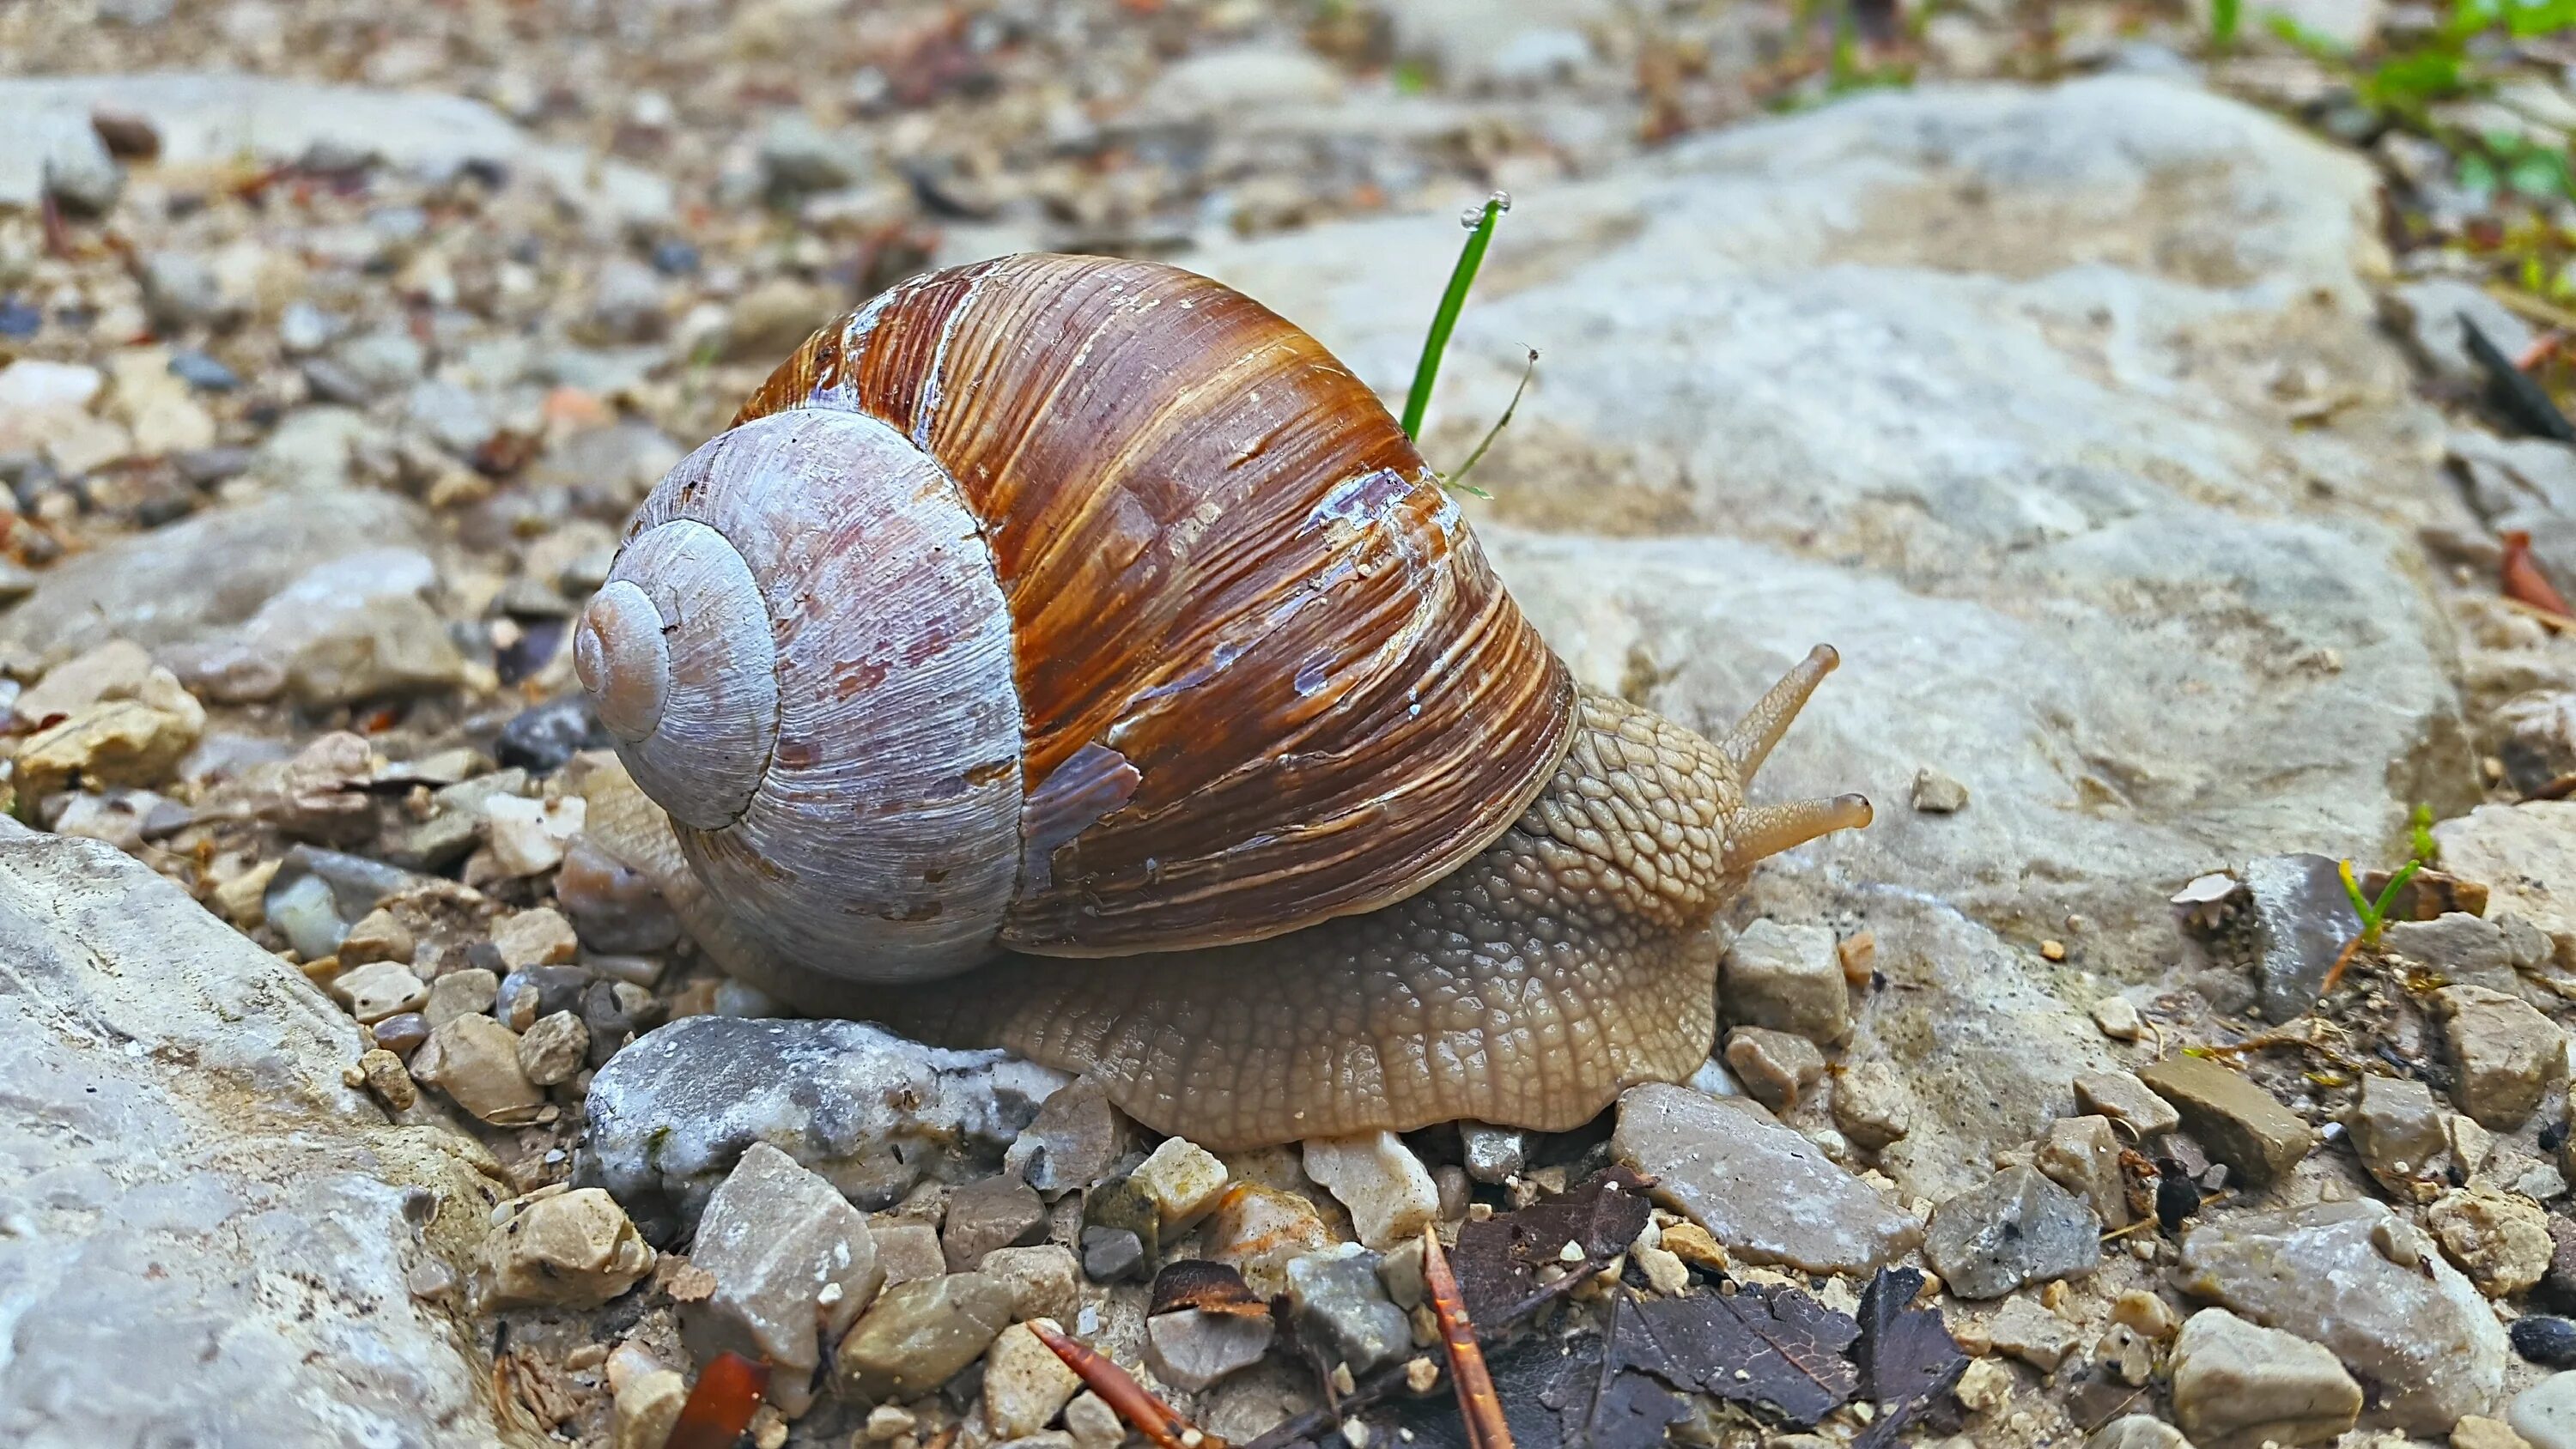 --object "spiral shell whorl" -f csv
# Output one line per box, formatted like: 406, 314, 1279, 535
583, 407, 1025, 983
579, 522, 778, 830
